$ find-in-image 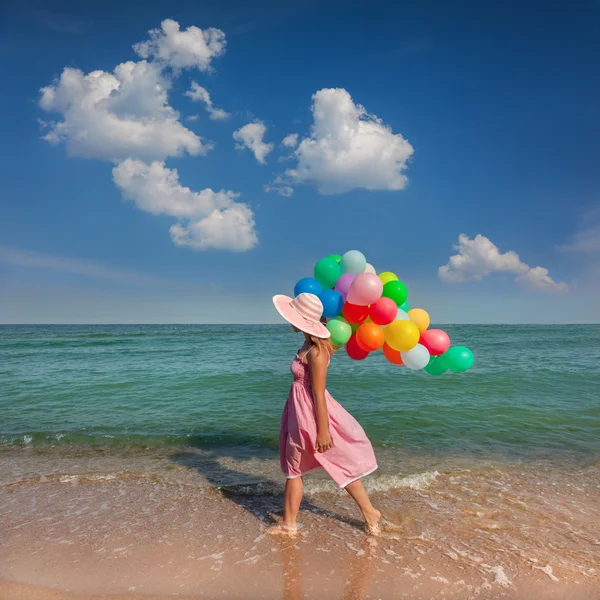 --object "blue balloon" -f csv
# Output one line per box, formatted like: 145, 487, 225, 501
319, 289, 344, 318
294, 278, 323, 298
